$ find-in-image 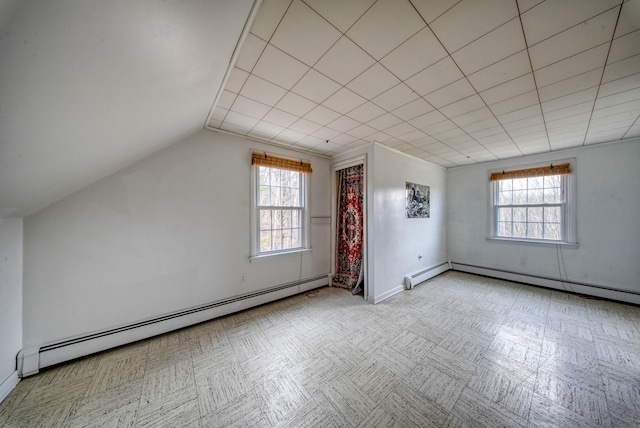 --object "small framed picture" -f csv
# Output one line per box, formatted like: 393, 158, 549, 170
406, 182, 430, 218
